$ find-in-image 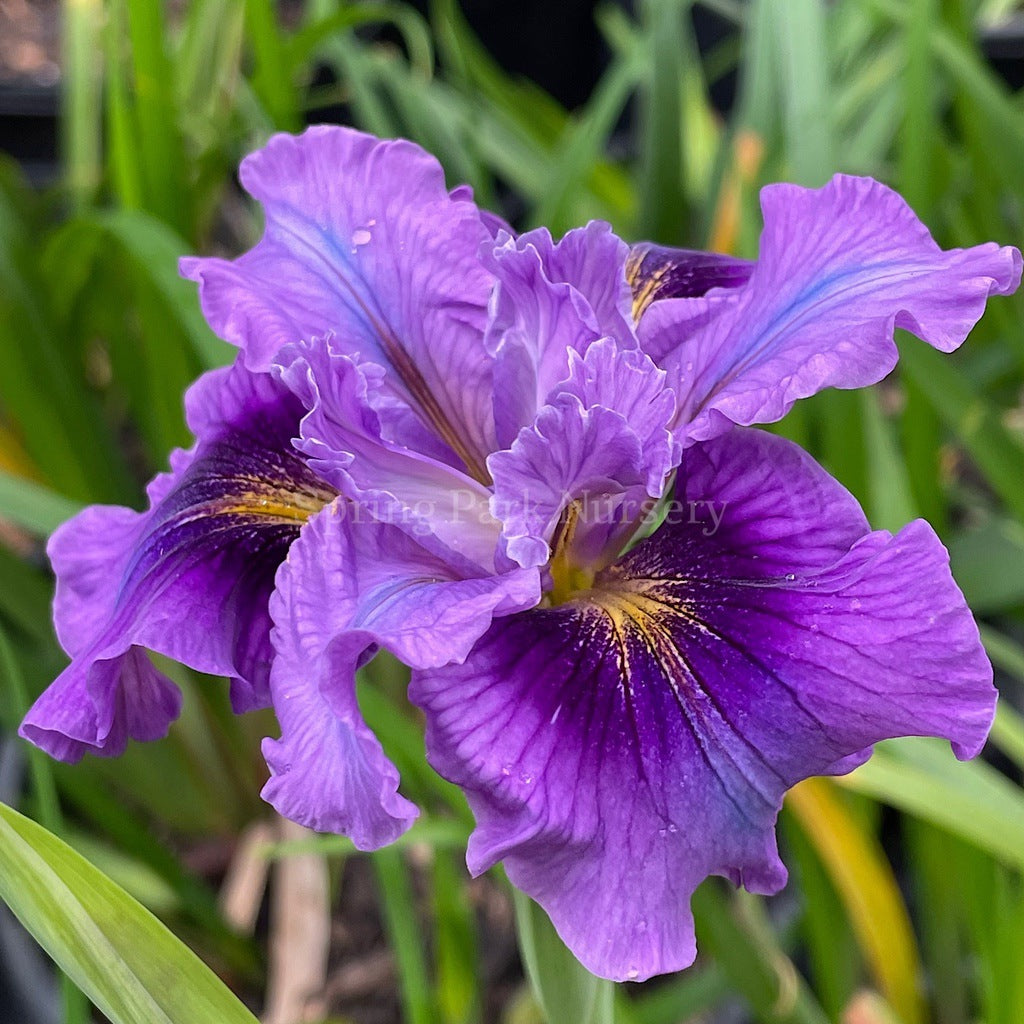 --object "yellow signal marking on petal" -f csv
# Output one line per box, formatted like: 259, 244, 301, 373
214, 481, 334, 525
786, 778, 925, 1024
583, 581, 702, 700
625, 249, 671, 323
548, 501, 598, 605
627, 246, 702, 324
